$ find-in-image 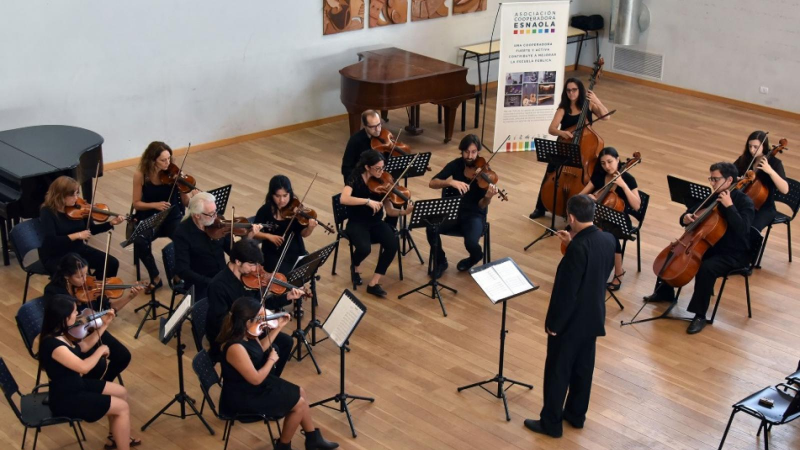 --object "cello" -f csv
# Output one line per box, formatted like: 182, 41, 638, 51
742, 138, 788, 210
539, 58, 606, 217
